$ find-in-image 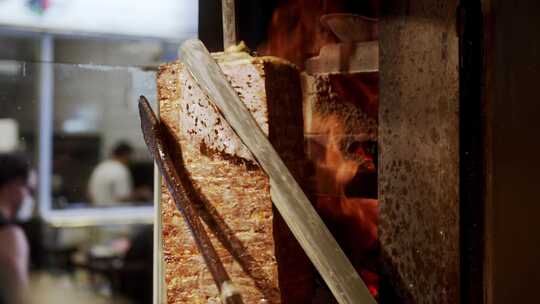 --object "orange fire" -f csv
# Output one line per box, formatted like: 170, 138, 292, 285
258, 0, 342, 68
310, 113, 379, 277
261, 0, 381, 299
259, 0, 380, 68
307, 112, 380, 297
